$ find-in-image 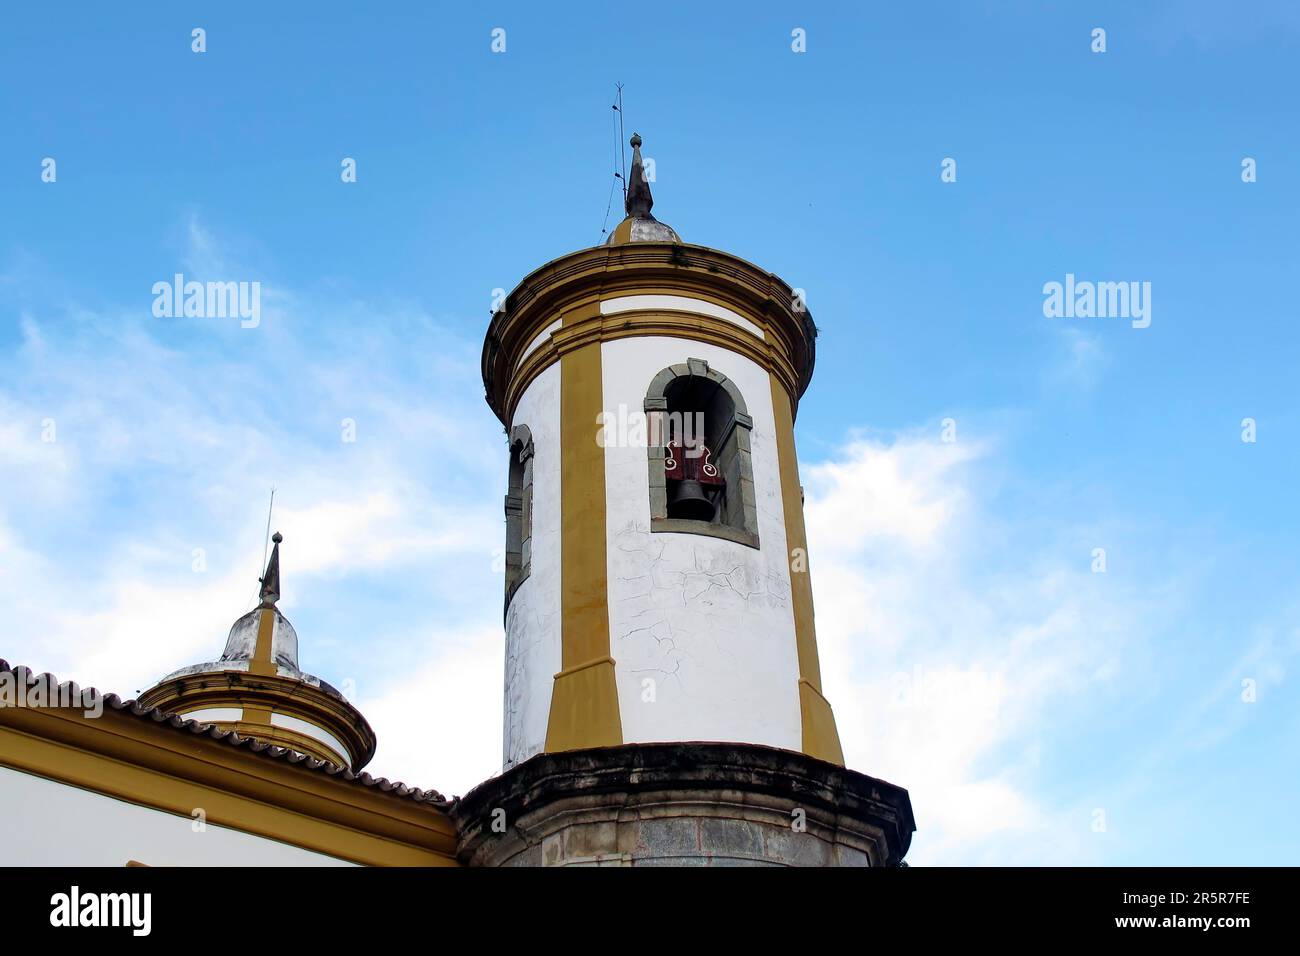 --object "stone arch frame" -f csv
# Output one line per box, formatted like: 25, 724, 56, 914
644, 357, 759, 549
504, 423, 534, 612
